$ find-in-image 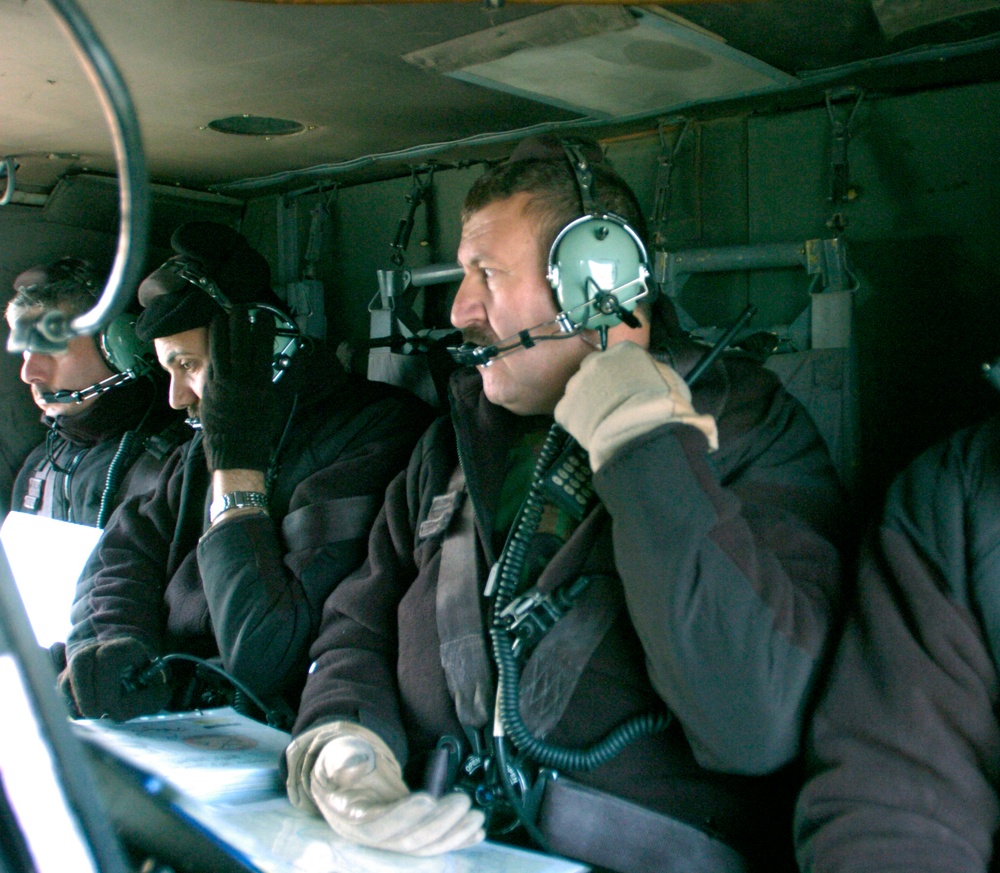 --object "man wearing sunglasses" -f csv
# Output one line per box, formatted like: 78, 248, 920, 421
6, 257, 184, 527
